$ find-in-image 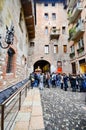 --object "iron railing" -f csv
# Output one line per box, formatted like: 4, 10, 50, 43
0, 78, 30, 130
